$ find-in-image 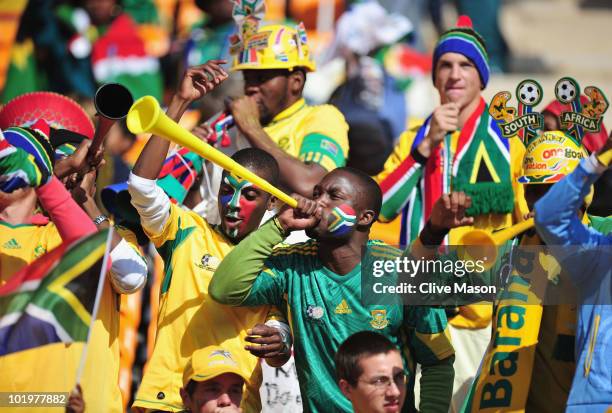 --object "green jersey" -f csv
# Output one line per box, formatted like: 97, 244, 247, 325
210, 219, 454, 413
